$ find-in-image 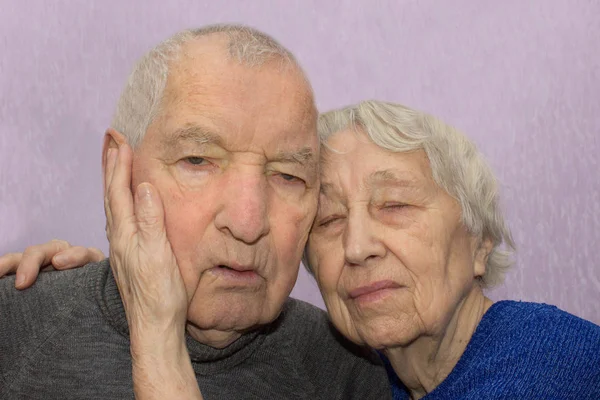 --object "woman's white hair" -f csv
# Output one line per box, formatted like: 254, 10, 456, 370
306, 100, 515, 288
111, 24, 307, 147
